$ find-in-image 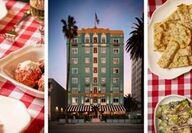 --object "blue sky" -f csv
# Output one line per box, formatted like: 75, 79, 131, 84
48, 0, 143, 95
